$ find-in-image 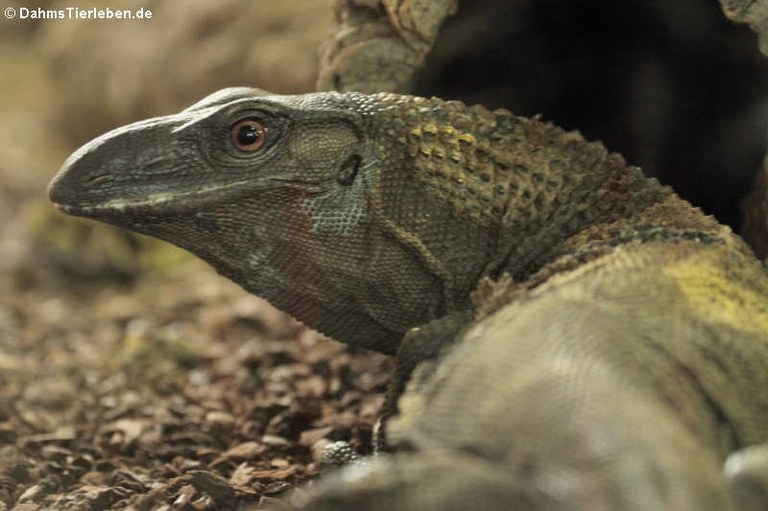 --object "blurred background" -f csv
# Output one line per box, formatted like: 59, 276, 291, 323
1, 0, 767, 507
